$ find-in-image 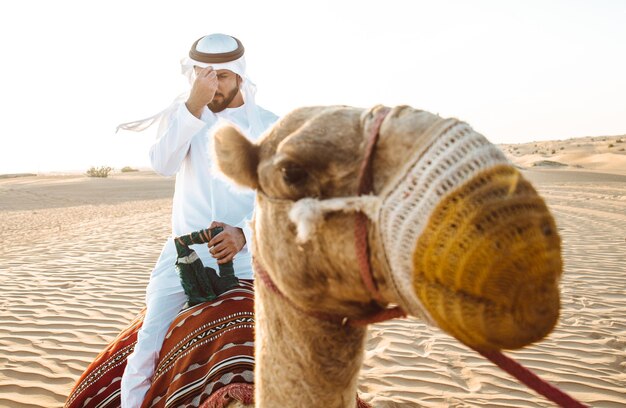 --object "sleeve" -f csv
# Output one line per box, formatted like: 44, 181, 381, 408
149, 103, 217, 176
235, 214, 254, 251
